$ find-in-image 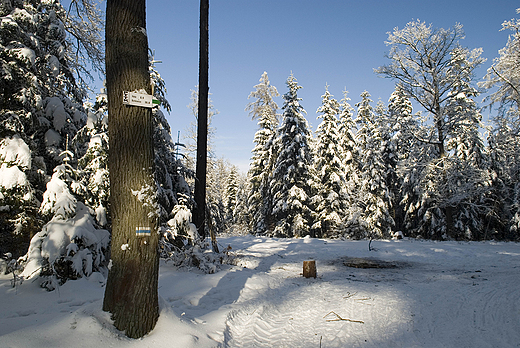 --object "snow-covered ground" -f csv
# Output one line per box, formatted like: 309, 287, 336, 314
2, 236, 520, 347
